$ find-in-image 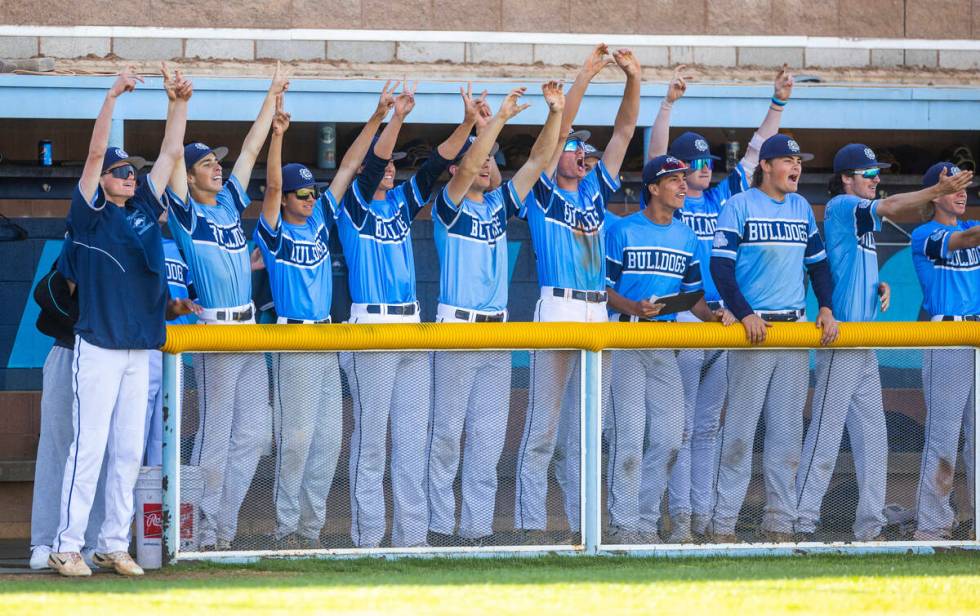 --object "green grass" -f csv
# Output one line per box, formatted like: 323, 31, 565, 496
2, 552, 979, 615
